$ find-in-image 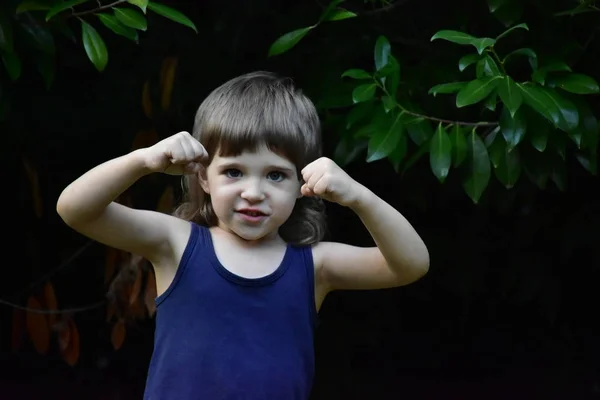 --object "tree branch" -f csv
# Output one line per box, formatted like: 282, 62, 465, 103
71, 0, 128, 18
0, 297, 106, 314
402, 109, 498, 127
